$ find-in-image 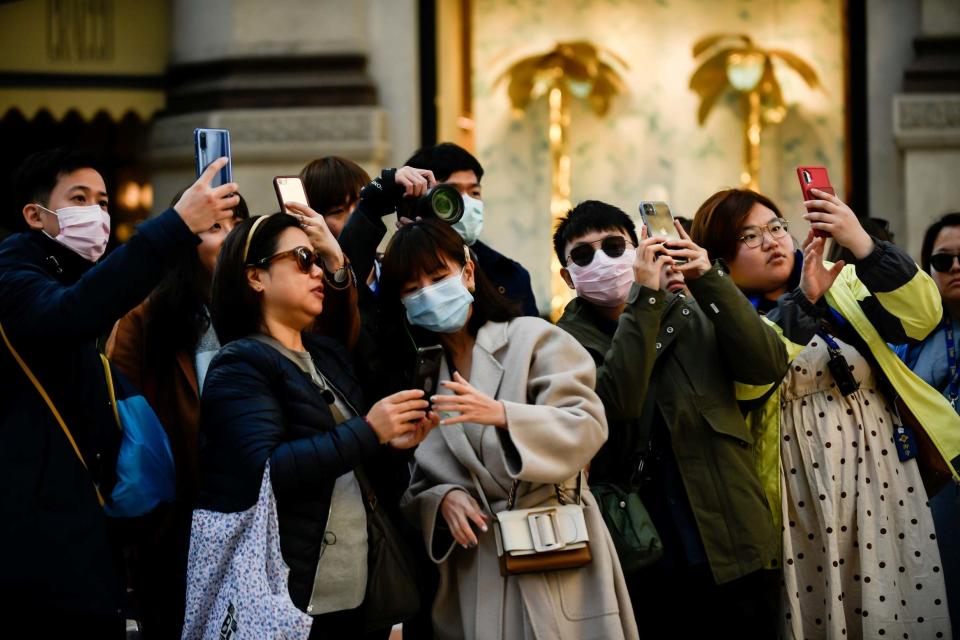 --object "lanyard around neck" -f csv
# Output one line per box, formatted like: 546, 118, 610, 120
943, 317, 960, 405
